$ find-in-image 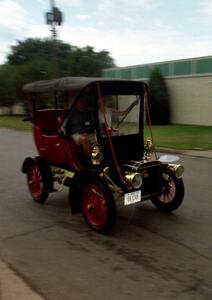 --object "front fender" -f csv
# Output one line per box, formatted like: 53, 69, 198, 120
21, 156, 53, 190
22, 157, 36, 173
69, 169, 110, 214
